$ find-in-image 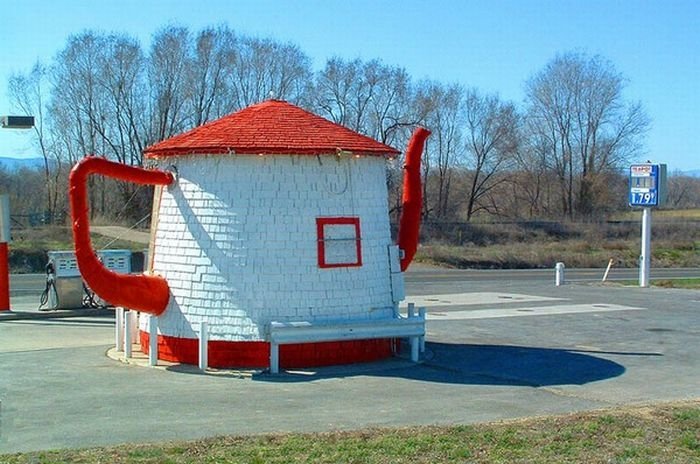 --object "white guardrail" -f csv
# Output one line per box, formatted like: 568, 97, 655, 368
267, 304, 426, 374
